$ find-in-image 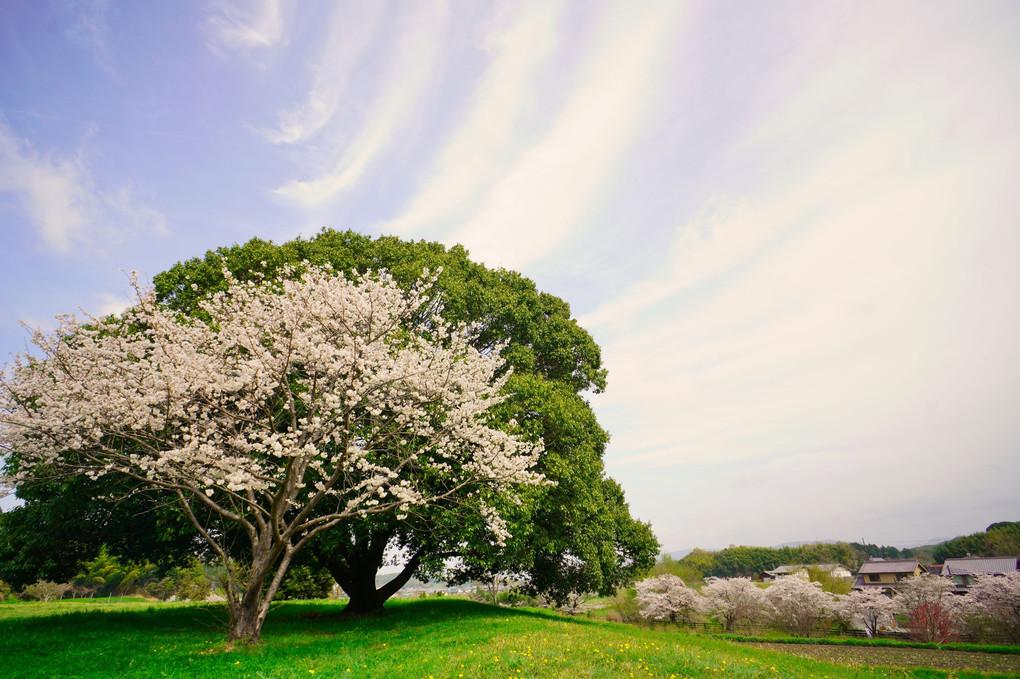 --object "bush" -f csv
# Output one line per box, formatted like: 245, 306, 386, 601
20, 580, 70, 602
0, 579, 11, 601
606, 587, 641, 623
276, 565, 334, 601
